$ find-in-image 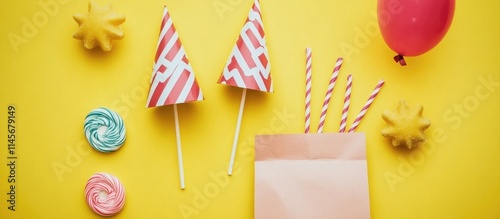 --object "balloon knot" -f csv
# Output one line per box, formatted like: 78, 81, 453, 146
393, 55, 407, 66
